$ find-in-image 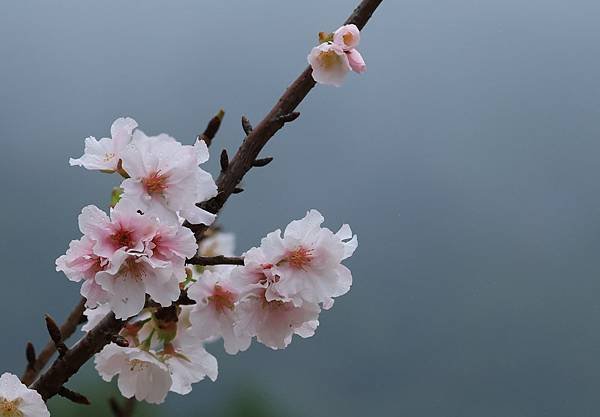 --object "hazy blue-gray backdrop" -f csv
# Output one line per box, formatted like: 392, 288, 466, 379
2, 1, 600, 416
